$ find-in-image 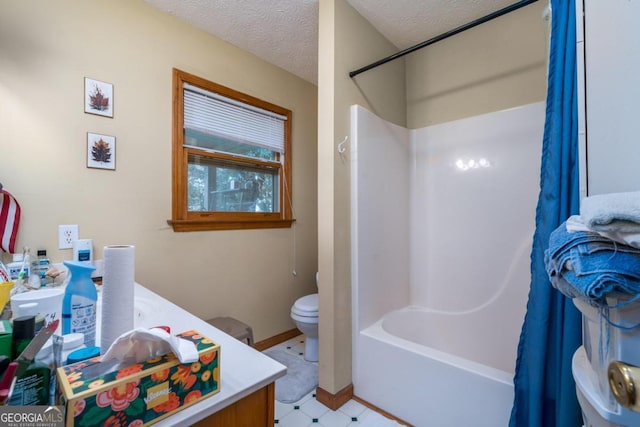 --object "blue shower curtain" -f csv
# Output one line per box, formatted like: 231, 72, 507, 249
510, 1, 582, 426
